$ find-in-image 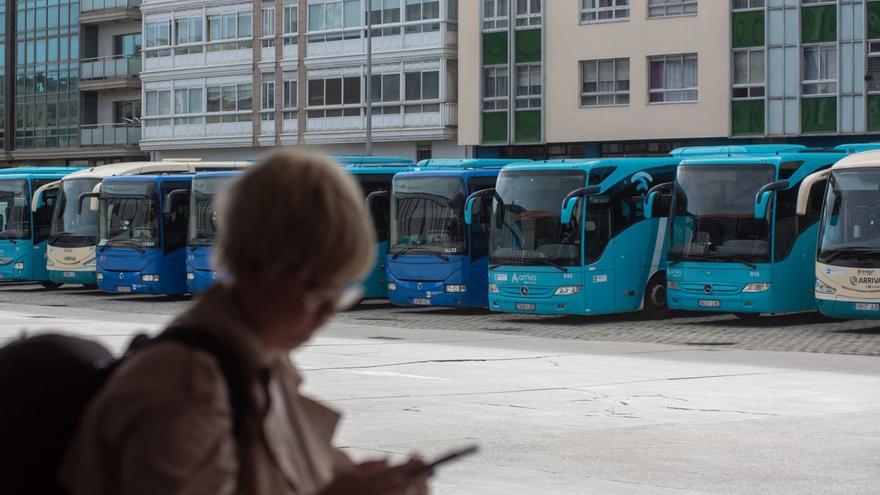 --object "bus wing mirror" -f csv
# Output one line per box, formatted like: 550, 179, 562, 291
796, 170, 830, 216
365, 190, 389, 213
164, 189, 190, 215
560, 186, 600, 224
78, 193, 99, 214
31, 180, 61, 212
644, 182, 674, 219
754, 180, 788, 219
464, 188, 496, 226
